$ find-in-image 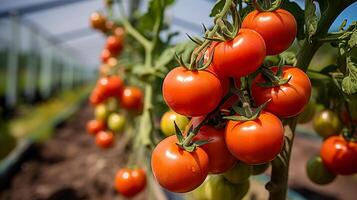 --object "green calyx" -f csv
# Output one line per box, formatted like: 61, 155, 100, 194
252, 0, 282, 12
174, 121, 210, 152
258, 66, 292, 87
